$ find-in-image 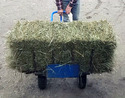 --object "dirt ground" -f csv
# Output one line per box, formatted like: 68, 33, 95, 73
0, 0, 125, 98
